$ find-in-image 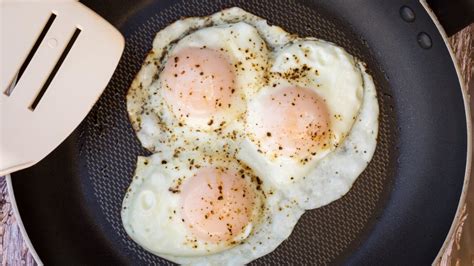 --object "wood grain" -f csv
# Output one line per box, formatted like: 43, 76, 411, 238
1, 24, 472, 266
442, 24, 474, 266
0, 178, 36, 266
